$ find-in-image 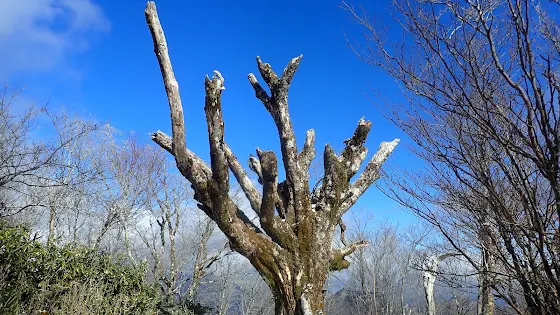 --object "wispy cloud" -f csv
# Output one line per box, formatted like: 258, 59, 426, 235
0, 0, 110, 80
